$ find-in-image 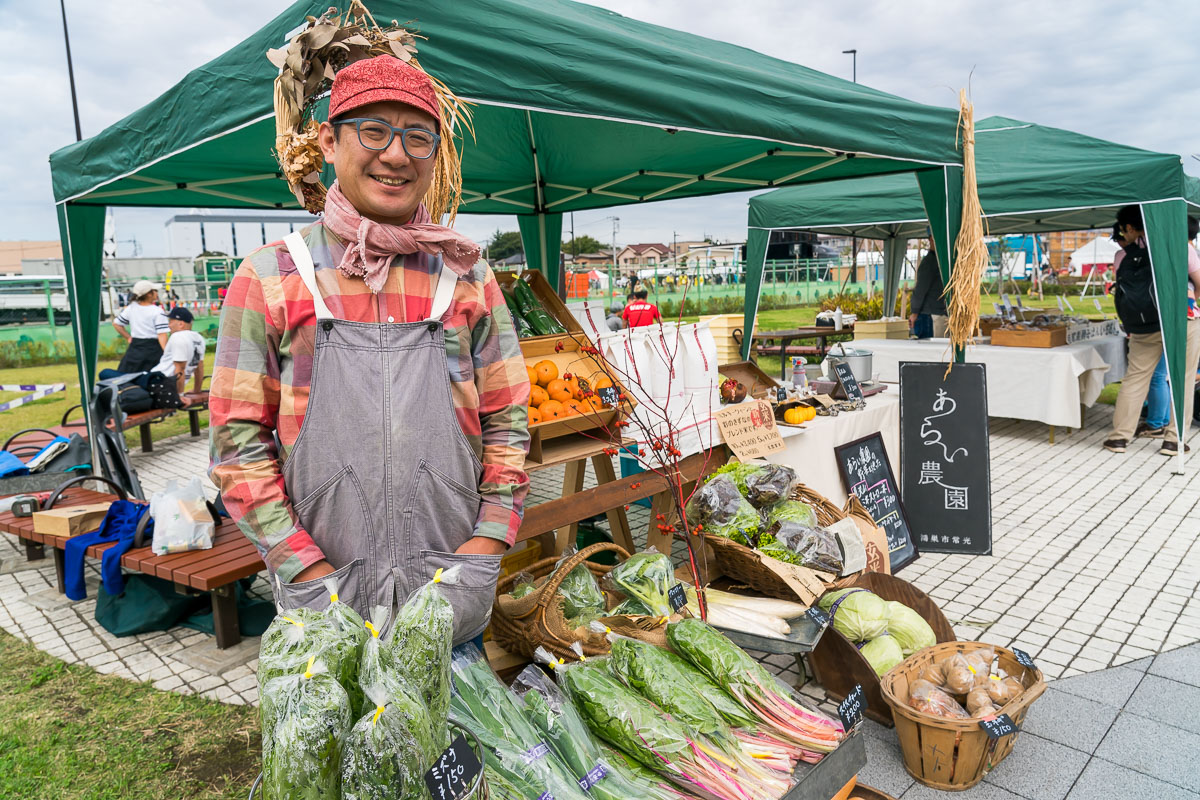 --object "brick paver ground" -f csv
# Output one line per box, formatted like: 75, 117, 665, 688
1, 403, 1197, 797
